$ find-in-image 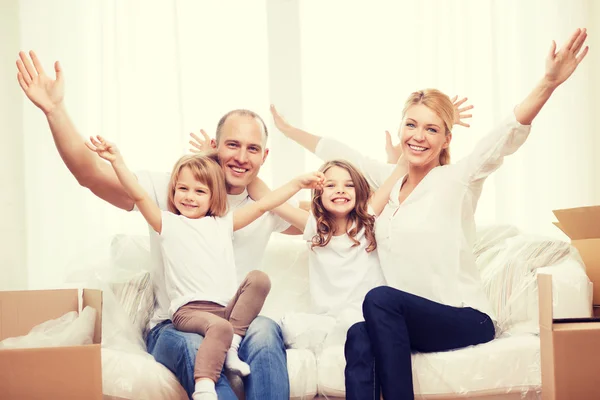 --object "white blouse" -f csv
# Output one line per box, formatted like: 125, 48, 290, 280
315, 114, 531, 319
